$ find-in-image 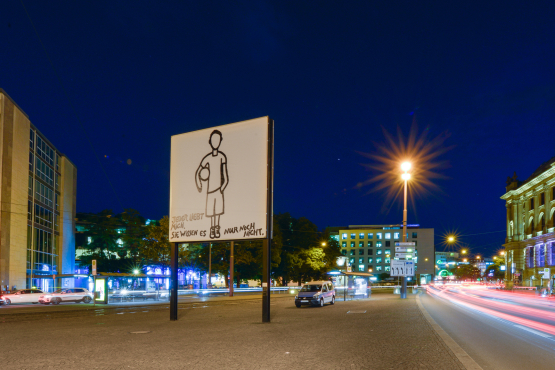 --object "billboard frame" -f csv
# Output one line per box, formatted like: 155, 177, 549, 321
169, 117, 274, 322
